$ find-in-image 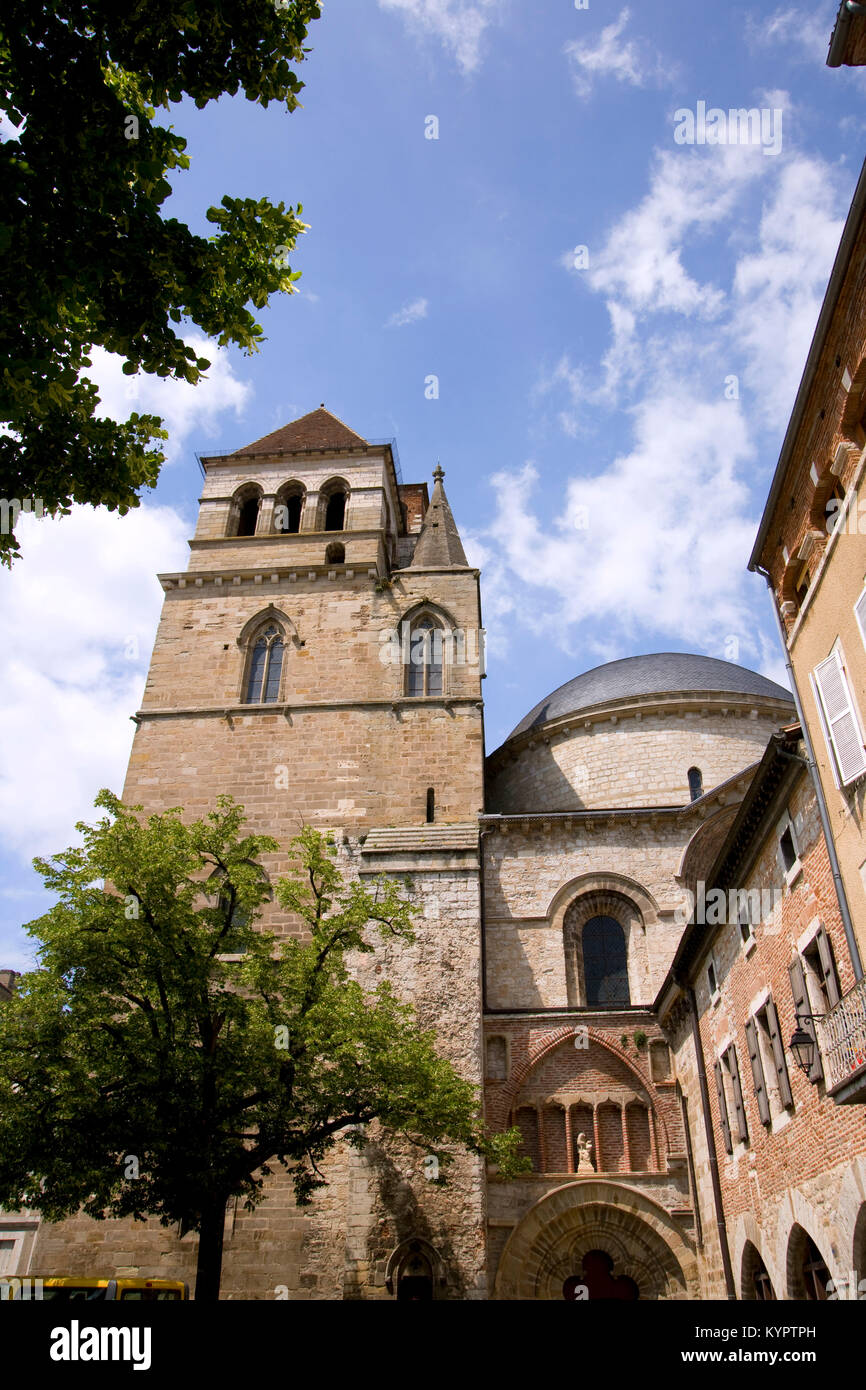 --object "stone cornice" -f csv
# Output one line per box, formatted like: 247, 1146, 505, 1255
134, 696, 485, 721
158, 564, 380, 591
